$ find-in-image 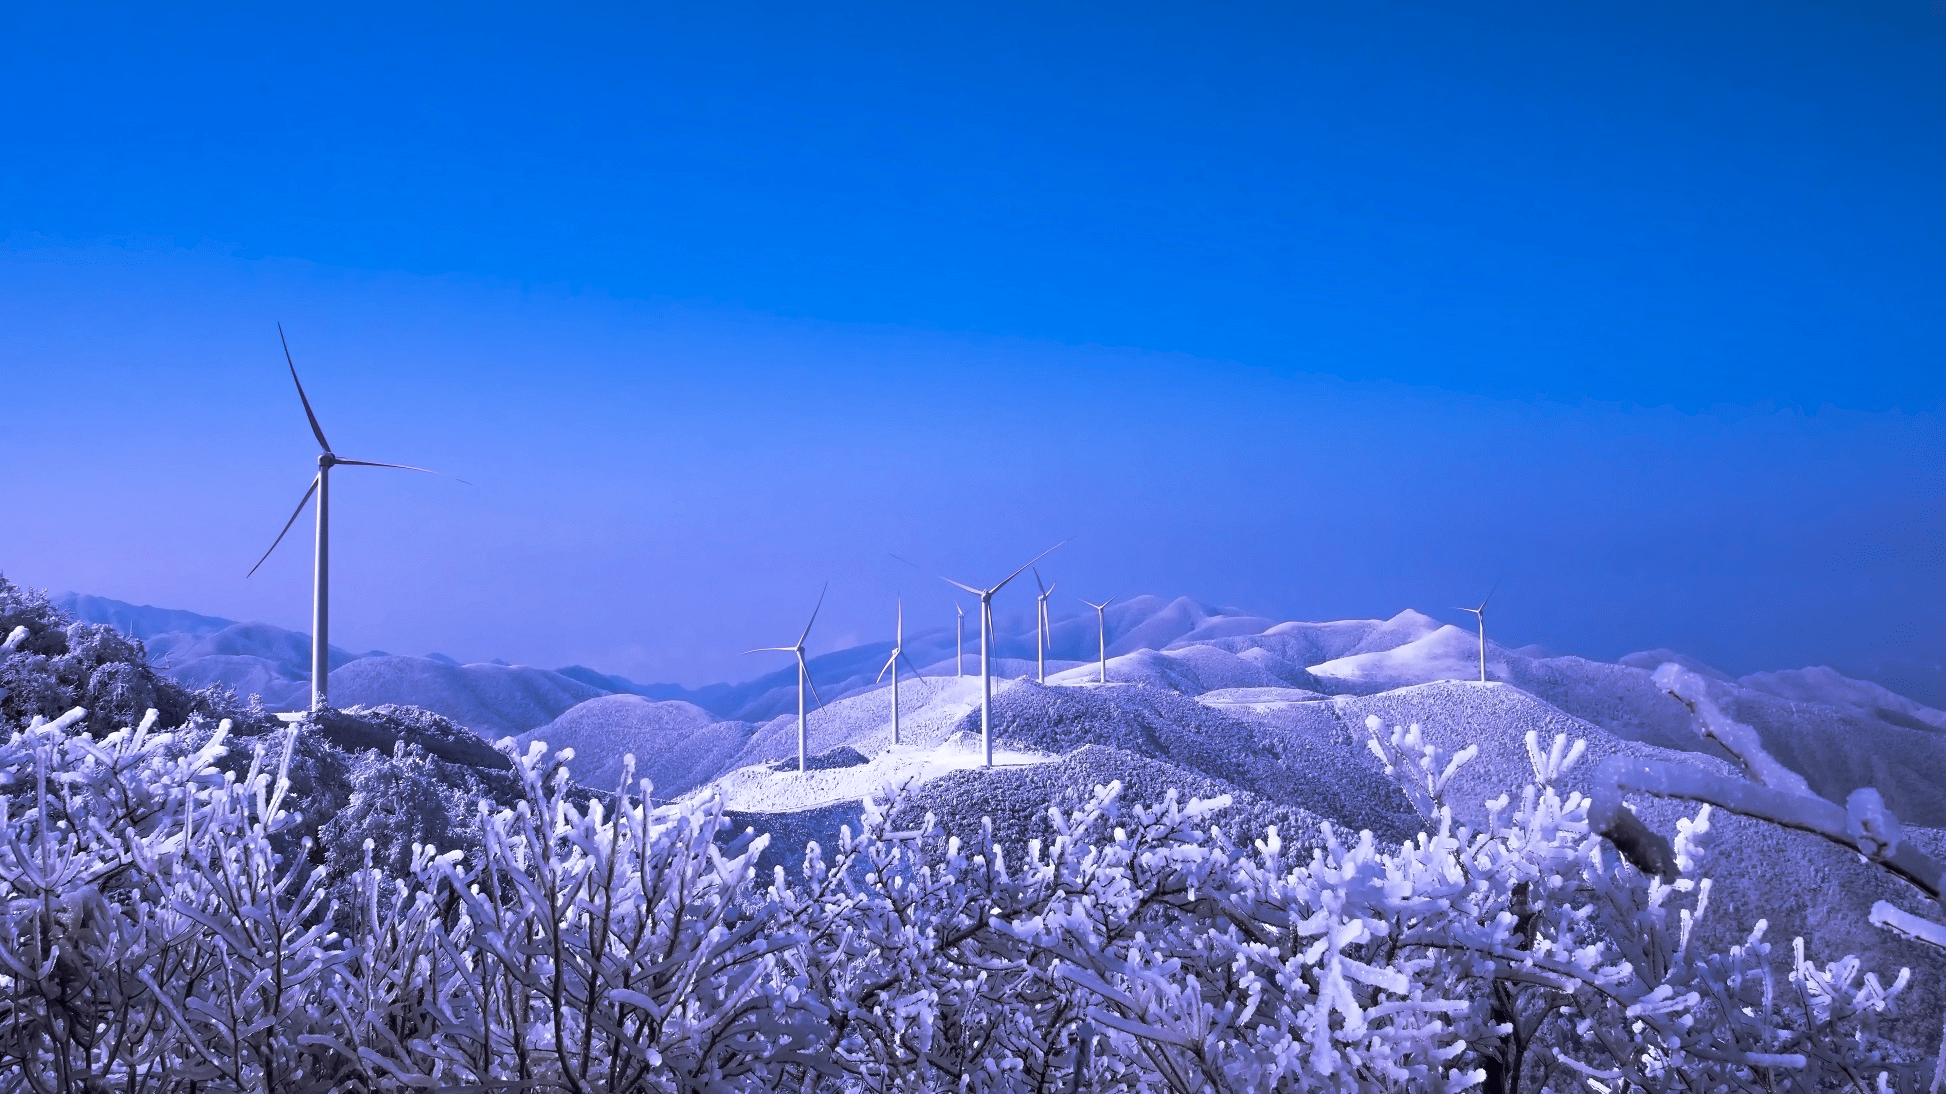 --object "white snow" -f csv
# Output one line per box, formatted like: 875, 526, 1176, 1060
704, 735, 1059, 814
1307, 623, 1491, 689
